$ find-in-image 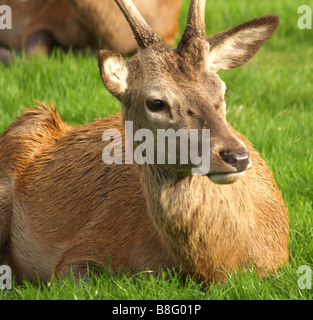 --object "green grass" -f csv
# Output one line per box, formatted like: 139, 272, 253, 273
1, 0, 313, 300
